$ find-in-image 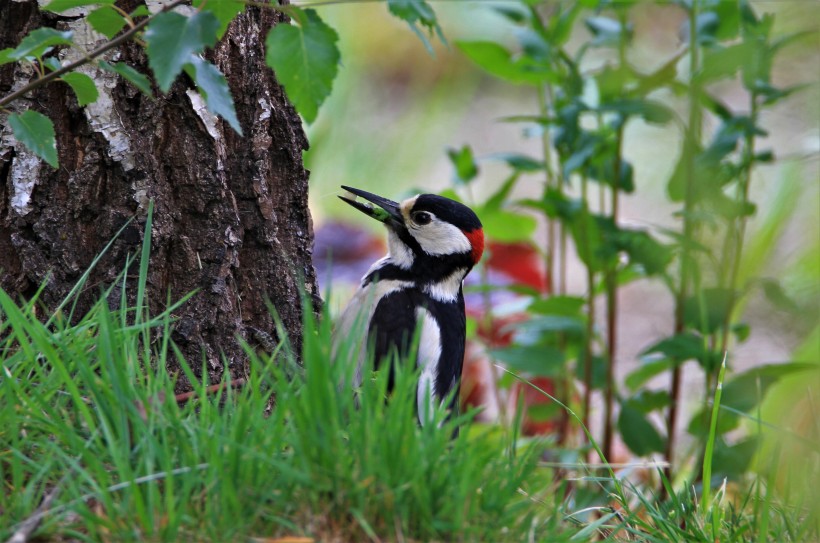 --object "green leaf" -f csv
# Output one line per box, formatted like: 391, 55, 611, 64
683, 287, 736, 334
483, 173, 519, 211
0, 28, 73, 65
387, 0, 441, 51
625, 390, 671, 414
528, 295, 586, 317
698, 42, 756, 83
145, 11, 220, 93
514, 315, 586, 340
710, 437, 759, 479
61, 72, 98, 106
688, 362, 817, 438
574, 354, 607, 389
43, 0, 114, 13
193, 0, 244, 38
8, 110, 58, 168
599, 98, 674, 125
618, 403, 665, 456
626, 358, 674, 392
131, 5, 150, 17
457, 41, 557, 85
613, 227, 673, 275
641, 332, 706, 363
265, 8, 340, 124
87, 5, 126, 39
758, 278, 800, 313
568, 207, 606, 272
722, 362, 817, 414
585, 16, 632, 47
447, 145, 478, 185
184, 56, 242, 135
481, 210, 537, 244
489, 345, 564, 377
485, 153, 544, 172
99, 61, 153, 97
